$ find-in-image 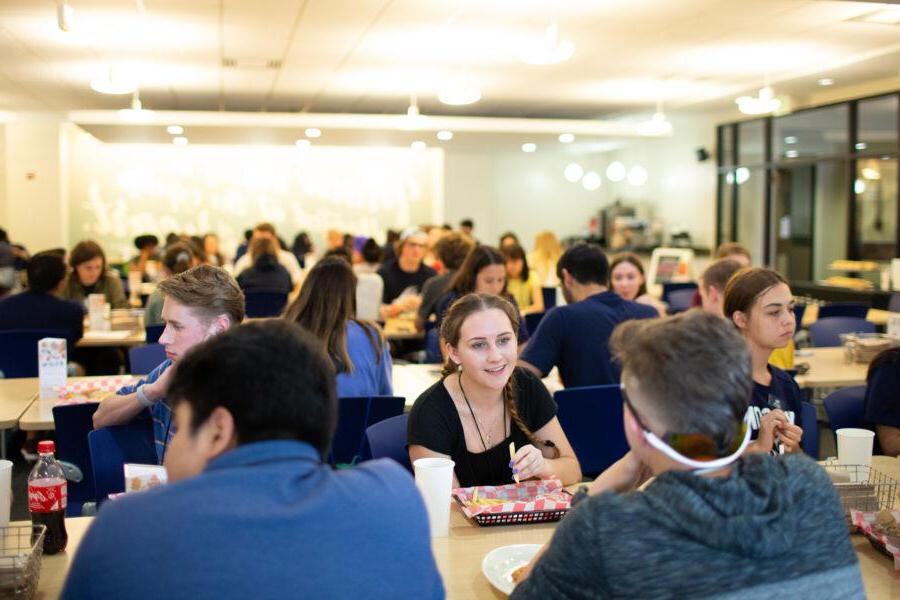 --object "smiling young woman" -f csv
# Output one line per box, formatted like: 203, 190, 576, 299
407, 293, 581, 488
